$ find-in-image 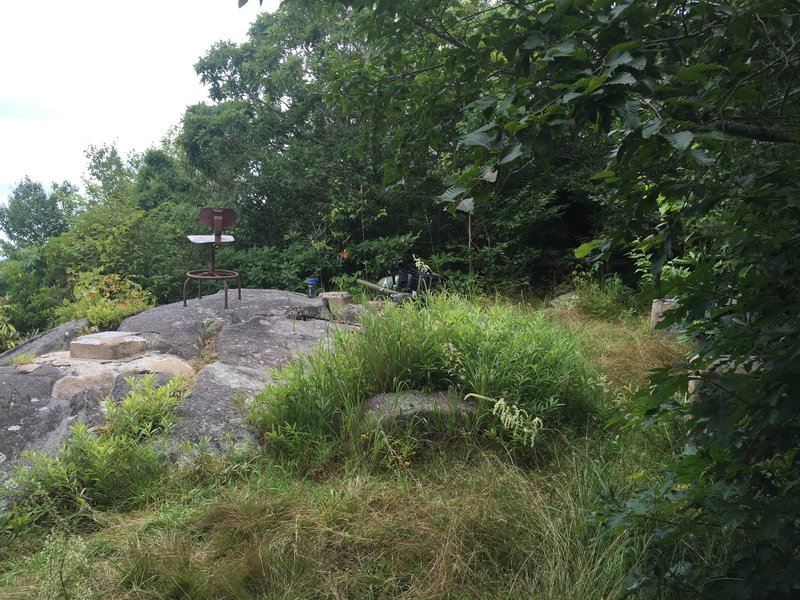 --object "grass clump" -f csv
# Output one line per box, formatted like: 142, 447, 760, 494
249, 293, 604, 464
2, 375, 191, 529
570, 274, 647, 322
10, 351, 36, 366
